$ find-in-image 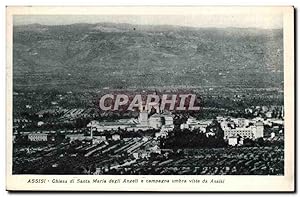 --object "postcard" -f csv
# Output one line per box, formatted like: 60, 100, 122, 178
6, 6, 295, 192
